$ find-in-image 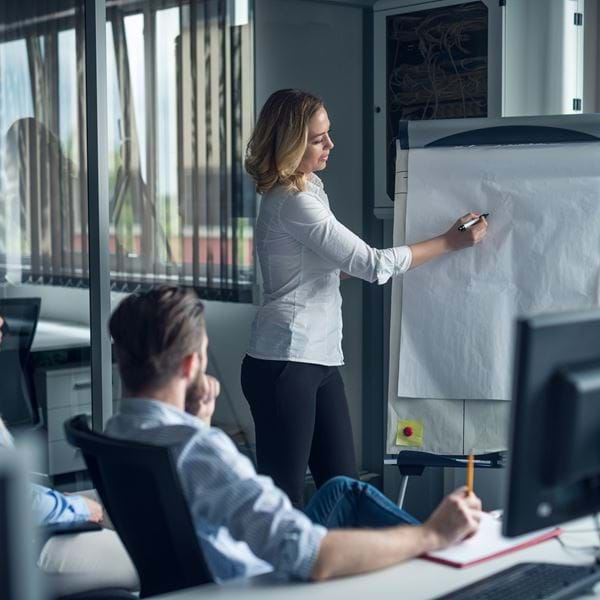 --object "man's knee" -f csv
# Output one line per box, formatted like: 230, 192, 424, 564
320, 475, 361, 494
